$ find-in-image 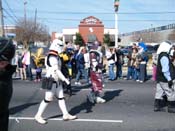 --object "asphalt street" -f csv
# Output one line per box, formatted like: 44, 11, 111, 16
8, 78, 175, 131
